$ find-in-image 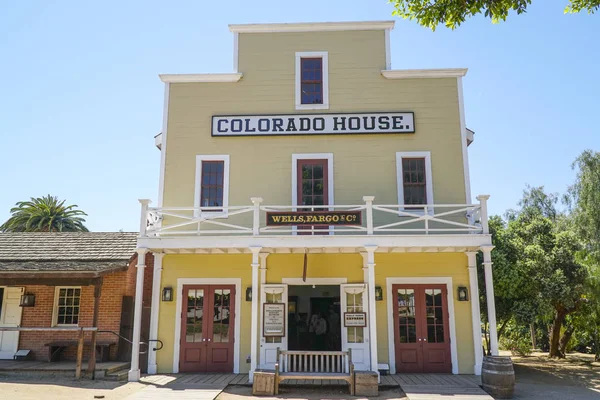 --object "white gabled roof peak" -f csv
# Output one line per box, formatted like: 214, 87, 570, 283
229, 20, 395, 34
